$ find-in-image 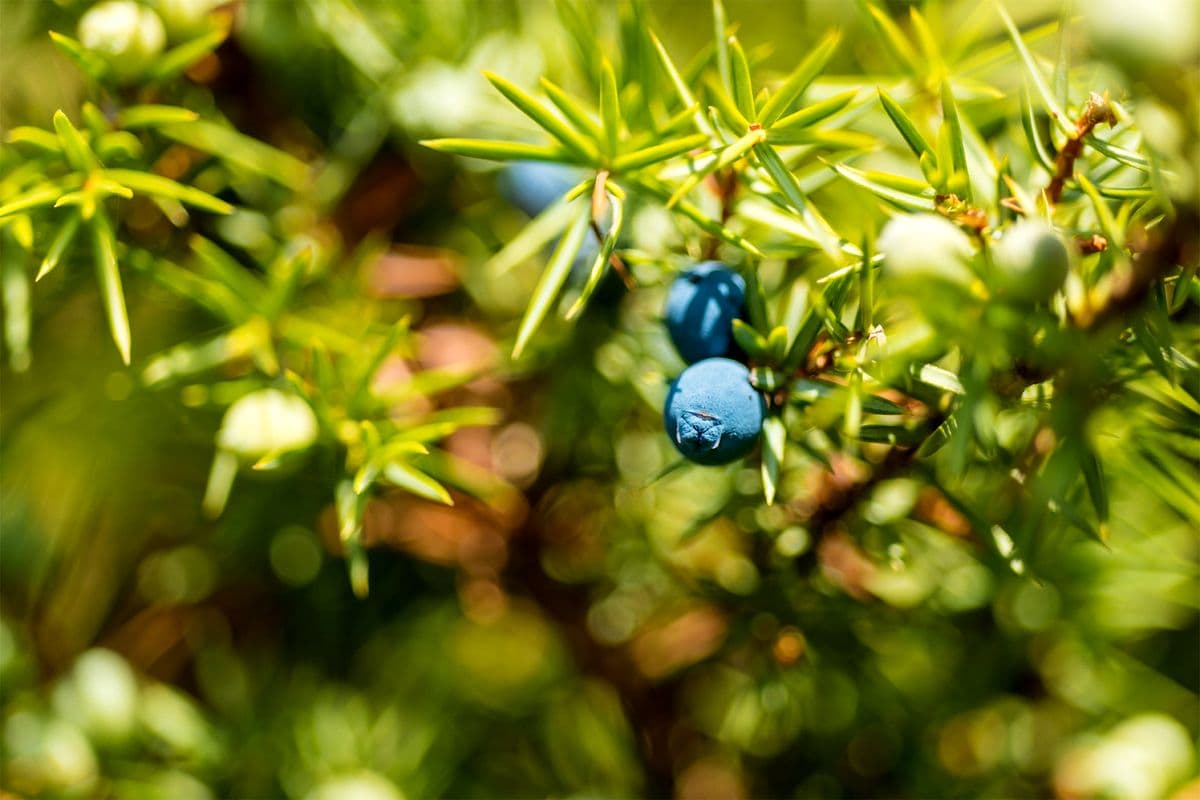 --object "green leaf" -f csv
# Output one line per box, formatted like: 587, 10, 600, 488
135, 254, 248, 321
566, 191, 624, 319
940, 81, 971, 200
147, 28, 228, 81
908, 7, 941, 66
878, 87, 935, 161
828, 161, 936, 212
91, 212, 131, 365
202, 450, 239, 518
782, 271, 854, 371
1077, 174, 1123, 249
555, 0, 602, 86
705, 75, 752, 132
1, 227, 31, 372
856, 231, 875, 330
53, 111, 100, 173
761, 415, 786, 505
1019, 86, 1056, 173
728, 37, 756, 119
421, 138, 572, 164
668, 128, 764, 207
1086, 135, 1150, 173
916, 414, 959, 456
755, 144, 844, 261
731, 318, 768, 357
599, 59, 622, 158
1078, 445, 1109, 526
486, 199, 577, 278
512, 200, 591, 358
789, 378, 905, 415
864, 4, 921, 74
712, 0, 733, 91
759, 30, 842, 126
6, 127, 62, 153
160, 120, 310, 190
540, 78, 603, 141
770, 89, 858, 135
117, 105, 199, 129
612, 133, 709, 172
743, 265, 770, 332
844, 369, 864, 441
48, 31, 109, 81
36, 213, 81, 281
996, 2, 1073, 135
351, 318, 410, 411
766, 325, 789, 363
141, 324, 264, 386
857, 424, 926, 446
484, 71, 599, 161
0, 185, 61, 219
649, 31, 714, 136
912, 363, 965, 395
189, 235, 265, 302
634, 176, 763, 256
103, 168, 234, 214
